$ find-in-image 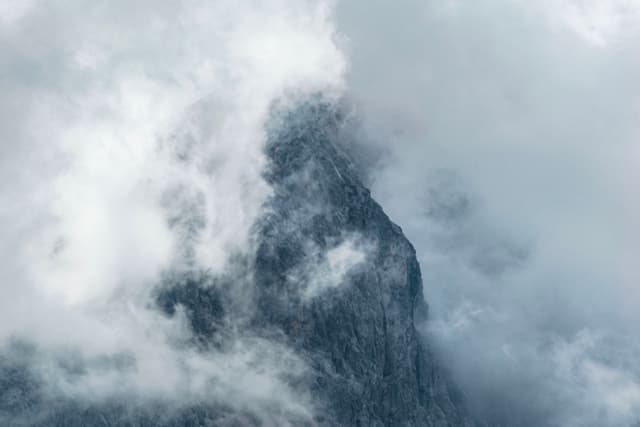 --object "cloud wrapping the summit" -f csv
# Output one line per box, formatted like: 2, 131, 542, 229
0, 0, 345, 420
